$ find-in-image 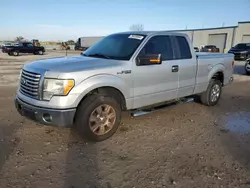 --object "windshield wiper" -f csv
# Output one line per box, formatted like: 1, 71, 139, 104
85, 53, 111, 59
